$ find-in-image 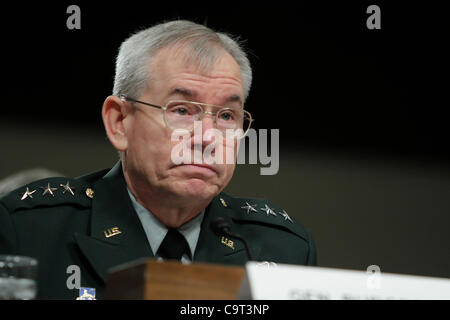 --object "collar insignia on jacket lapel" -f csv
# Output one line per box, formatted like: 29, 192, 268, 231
104, 226, 122, 238
221, 236, 235, 250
